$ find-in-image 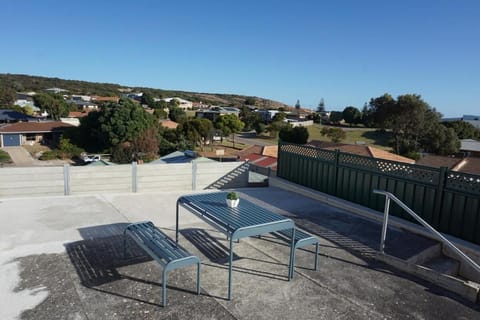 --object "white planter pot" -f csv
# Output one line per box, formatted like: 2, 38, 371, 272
226, 198, 239, 208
